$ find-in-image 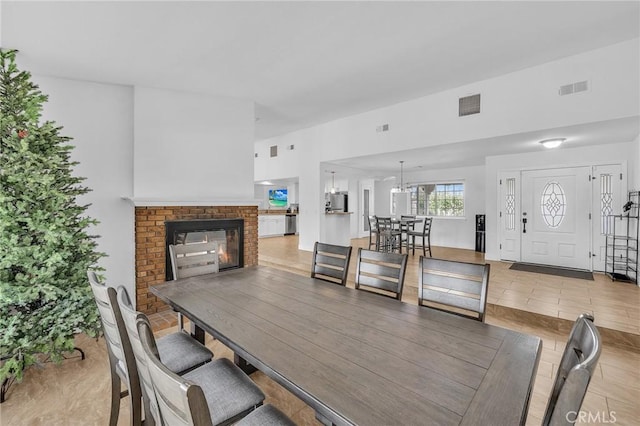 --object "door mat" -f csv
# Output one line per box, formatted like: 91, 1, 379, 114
509, 263, 594, 281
